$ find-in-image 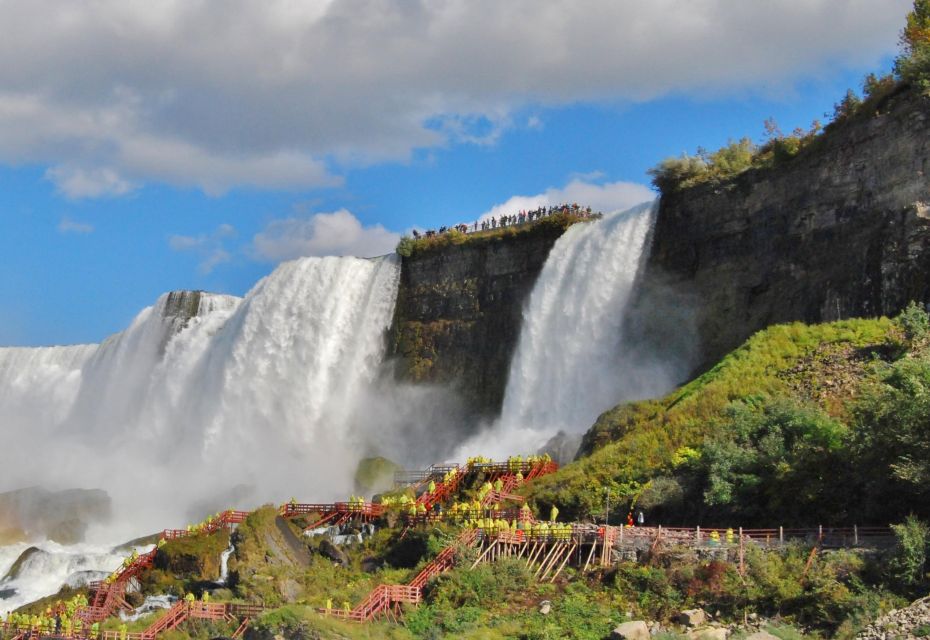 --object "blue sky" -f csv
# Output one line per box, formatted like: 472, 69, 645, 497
0, 1, 911, 346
